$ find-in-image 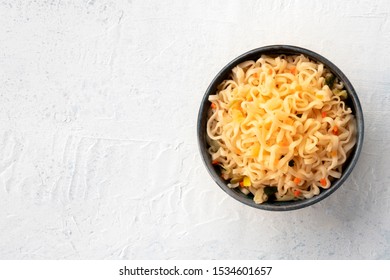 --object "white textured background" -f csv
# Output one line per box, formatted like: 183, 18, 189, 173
0, 0, 389, 259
